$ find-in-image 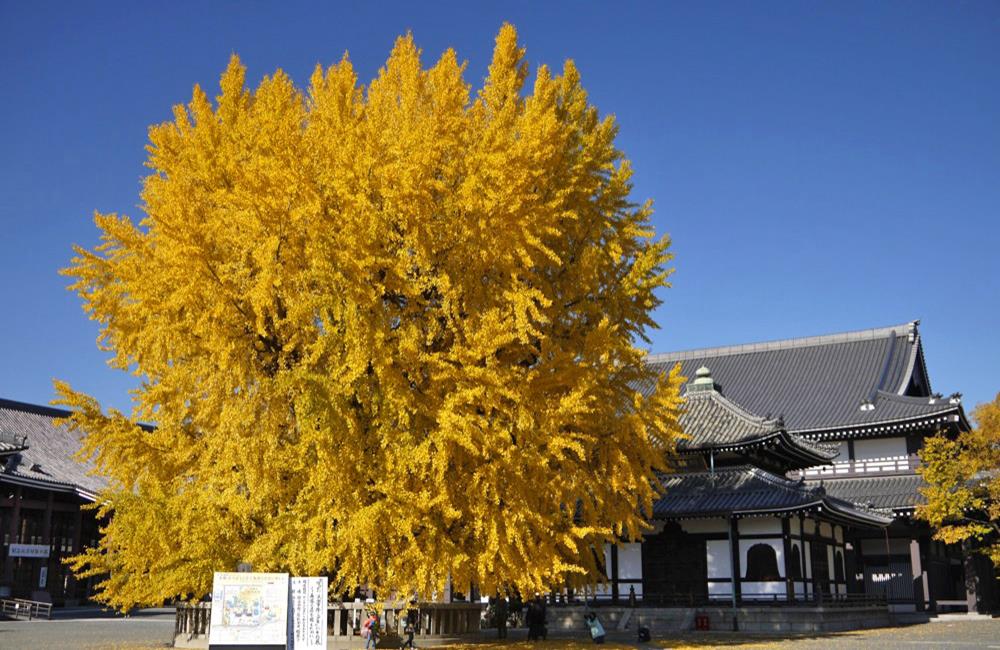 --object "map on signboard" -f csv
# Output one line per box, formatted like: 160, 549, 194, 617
209, 572, 289, 646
